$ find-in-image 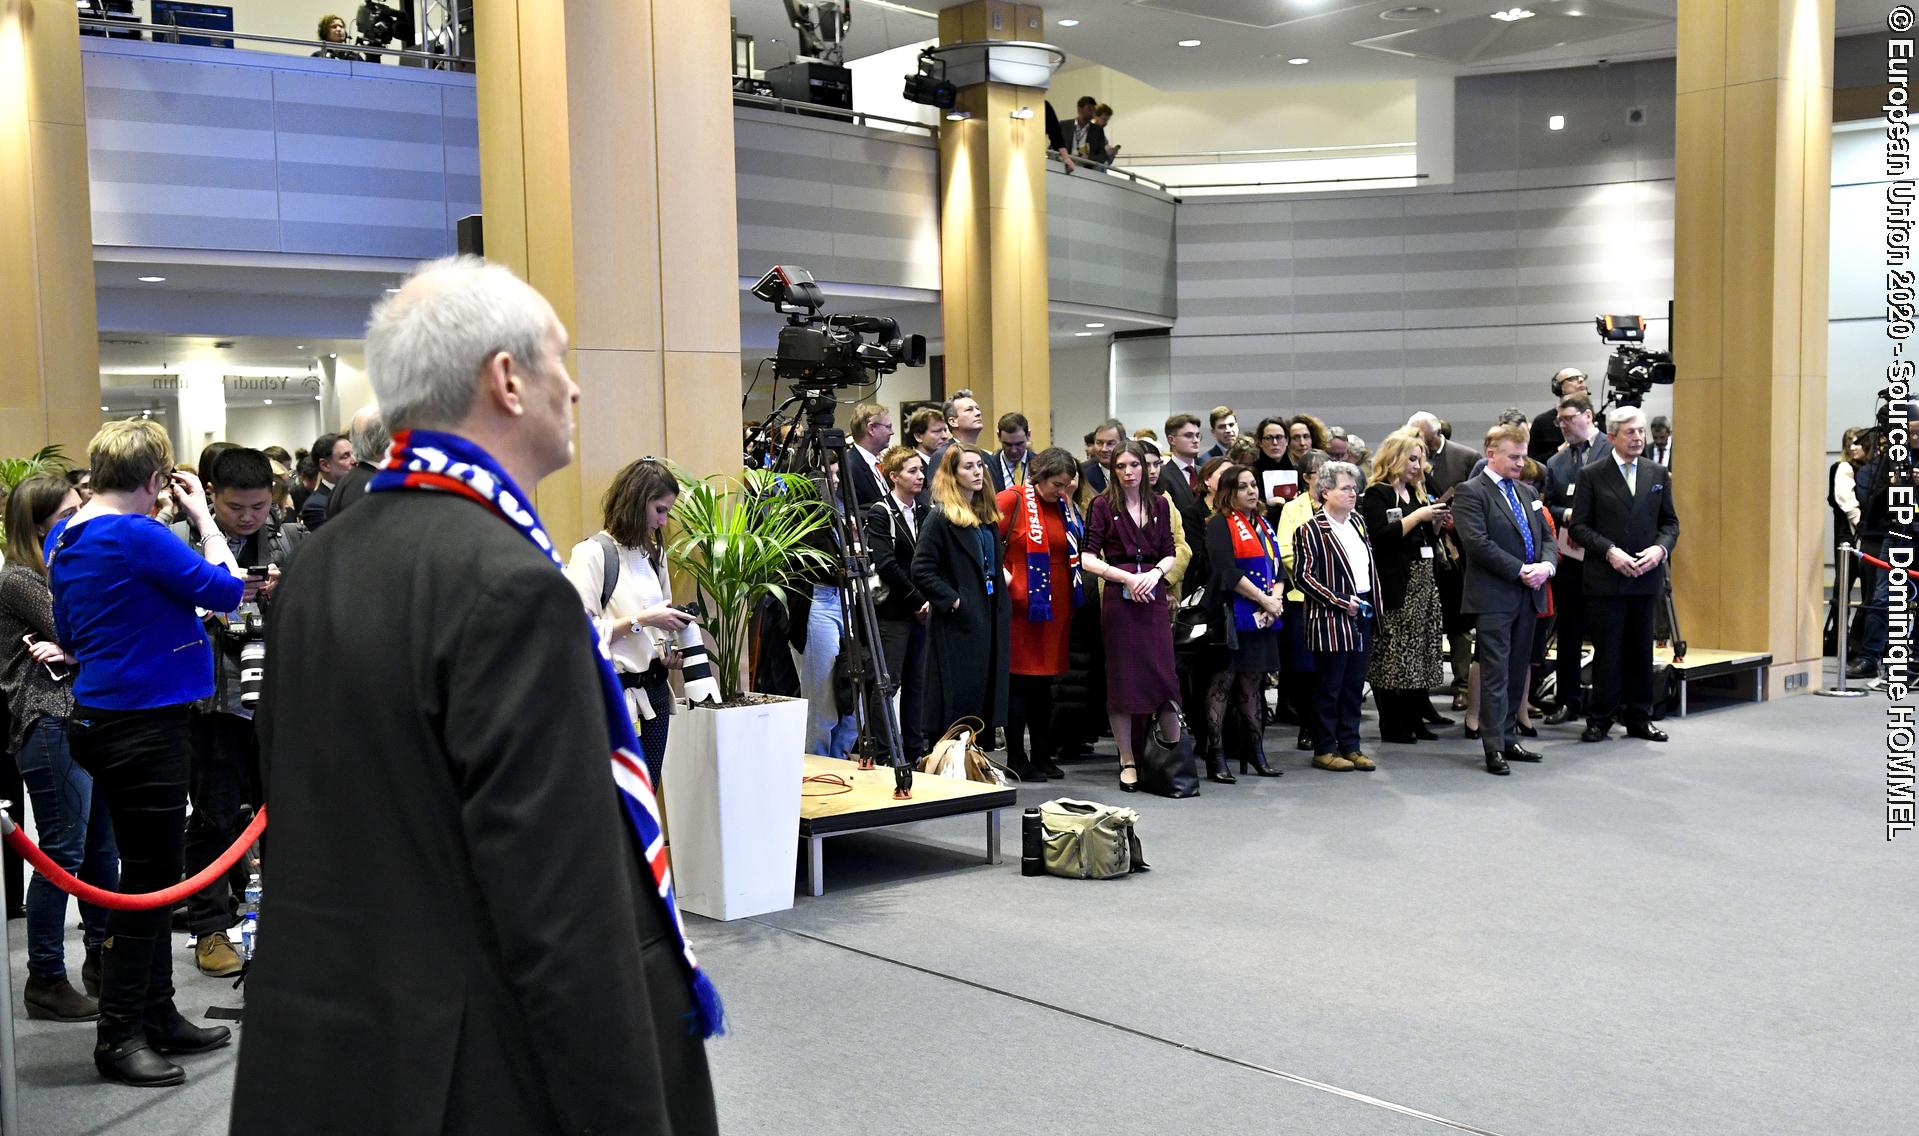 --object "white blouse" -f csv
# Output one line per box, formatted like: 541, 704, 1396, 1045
564, 535, 671, 675
1326, 513, 1372, 595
